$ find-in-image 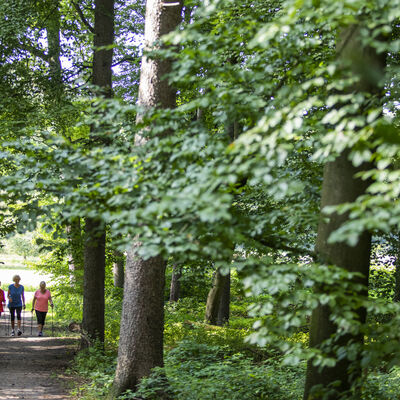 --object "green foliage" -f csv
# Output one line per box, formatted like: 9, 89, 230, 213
369, 265, 395, 301
131, 340, 304, 400
6, 232, 40, 259
104, 286, 123, 348
52, 289, 83, 324
69, 343, 116, 399
165, 262, 213, 301
364, 367, 400, 400
164, 297, 262, 359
